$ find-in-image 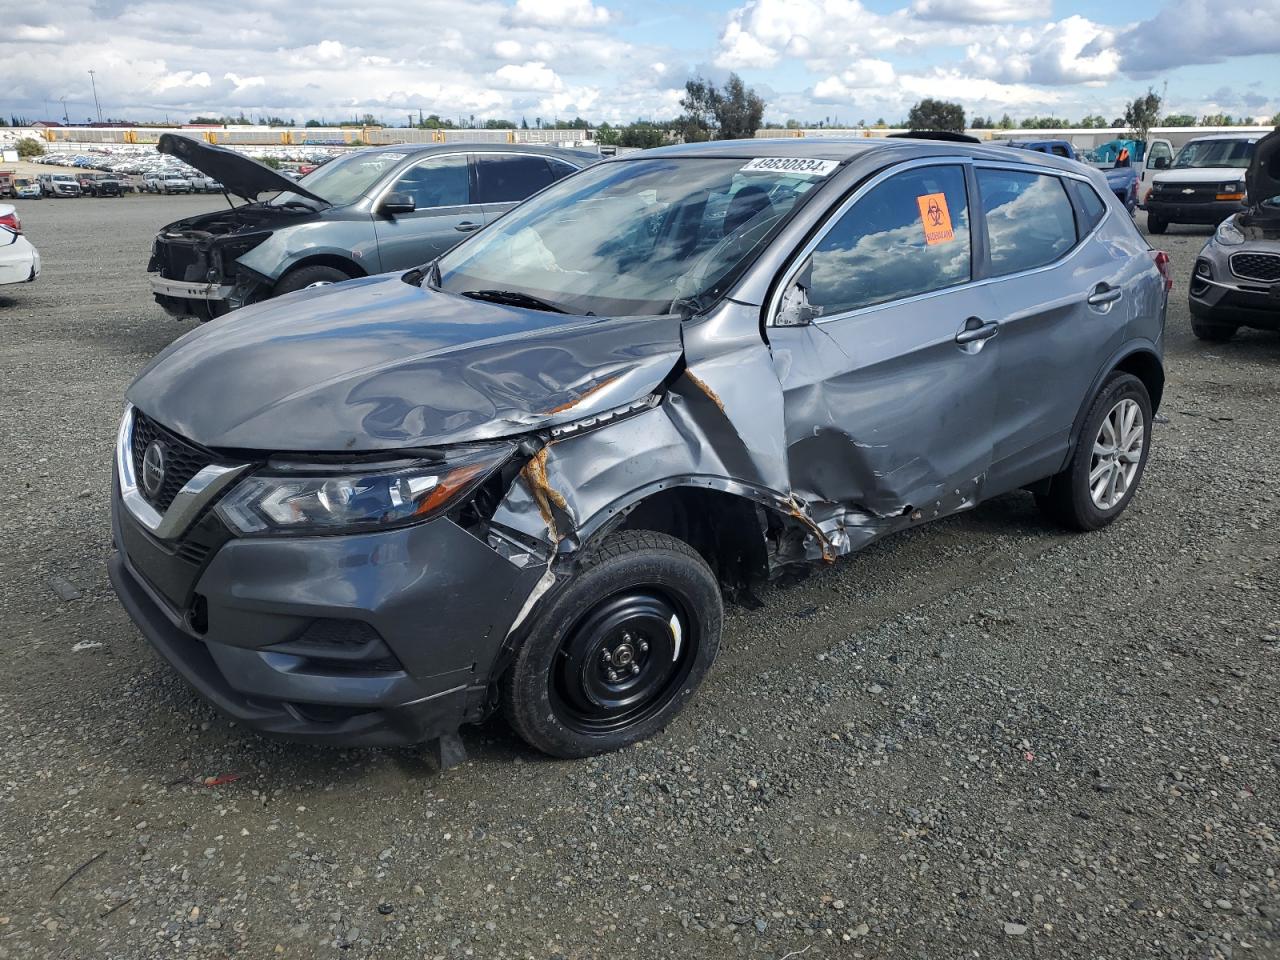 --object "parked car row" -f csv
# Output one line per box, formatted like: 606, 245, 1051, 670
115, 133, 1180, 764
